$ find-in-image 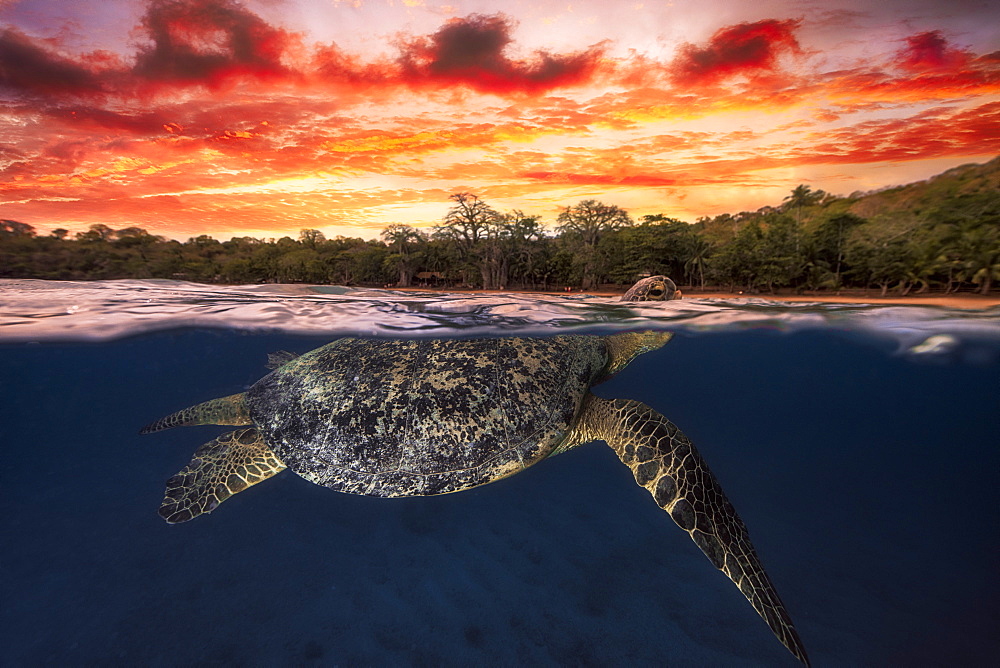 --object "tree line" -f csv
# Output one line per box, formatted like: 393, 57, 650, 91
2, 161, 998, 295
